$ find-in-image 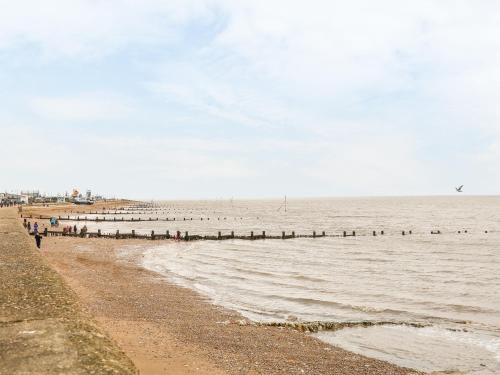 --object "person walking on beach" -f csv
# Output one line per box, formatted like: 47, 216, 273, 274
33, 222, 39, 234
35, 233, 42, 249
